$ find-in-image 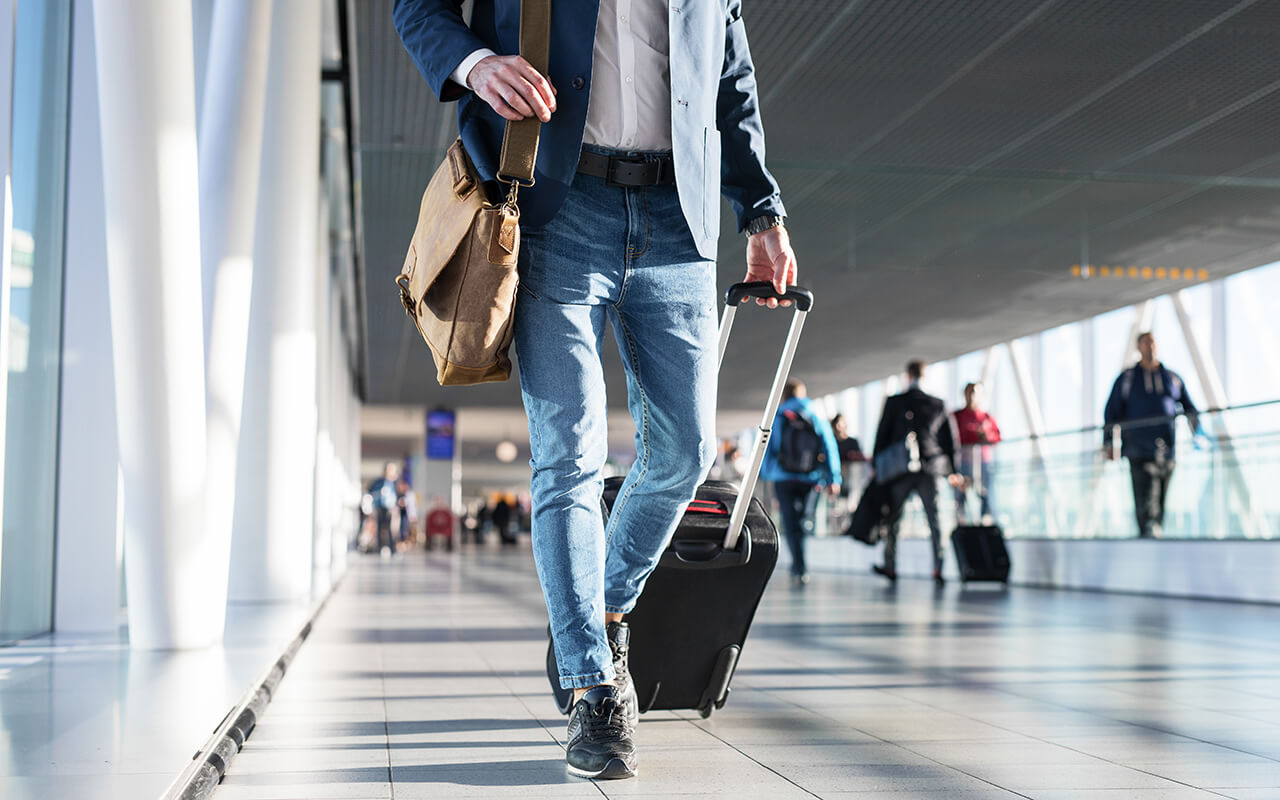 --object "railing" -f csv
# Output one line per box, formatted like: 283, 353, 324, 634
855, 399, 1280, 541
